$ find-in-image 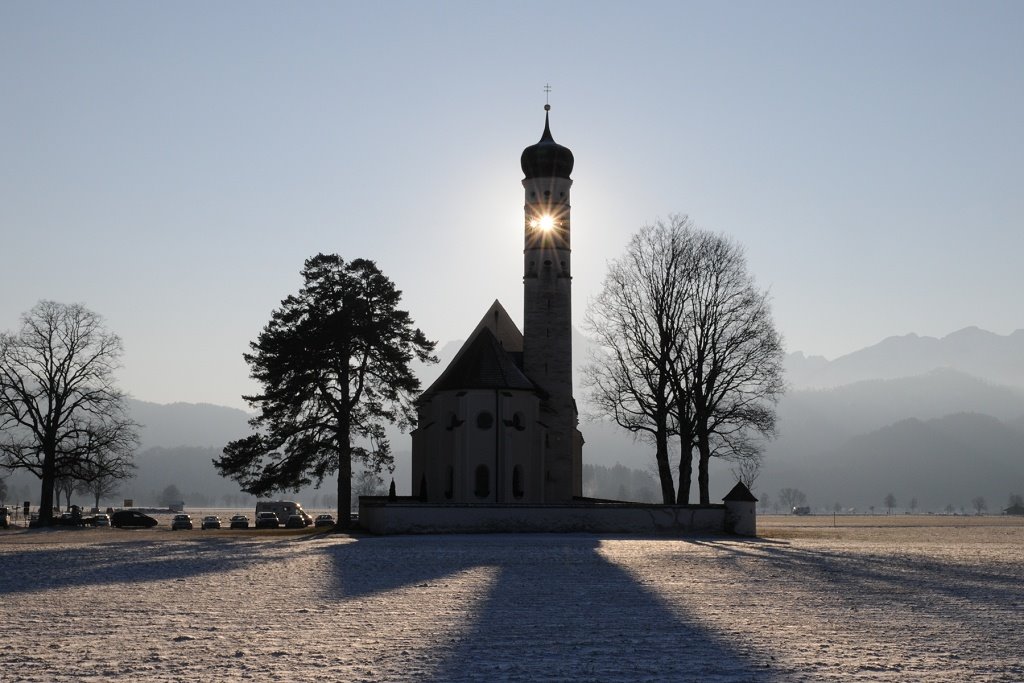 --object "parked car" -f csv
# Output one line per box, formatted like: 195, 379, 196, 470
93, 513, 110, 527
255, 511, 280, 529
200, 515, 221, 530
111, 510, 158, 528
285, 514, 306, 529
171, 514, 193, 531
229, 514, 249, 529
314, 513, 335, 528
